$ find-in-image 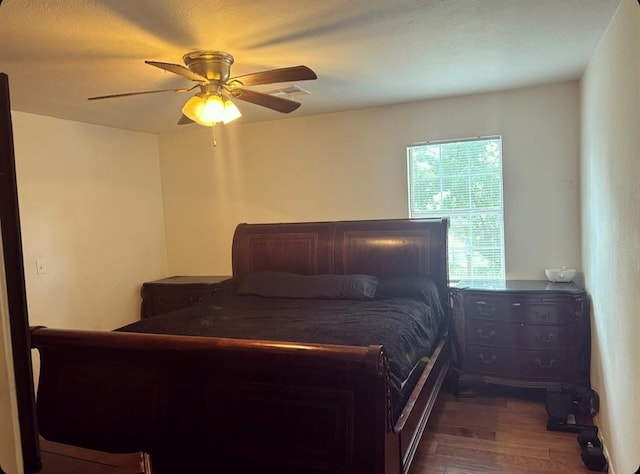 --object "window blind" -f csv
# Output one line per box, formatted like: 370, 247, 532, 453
407, 136, 505, 280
